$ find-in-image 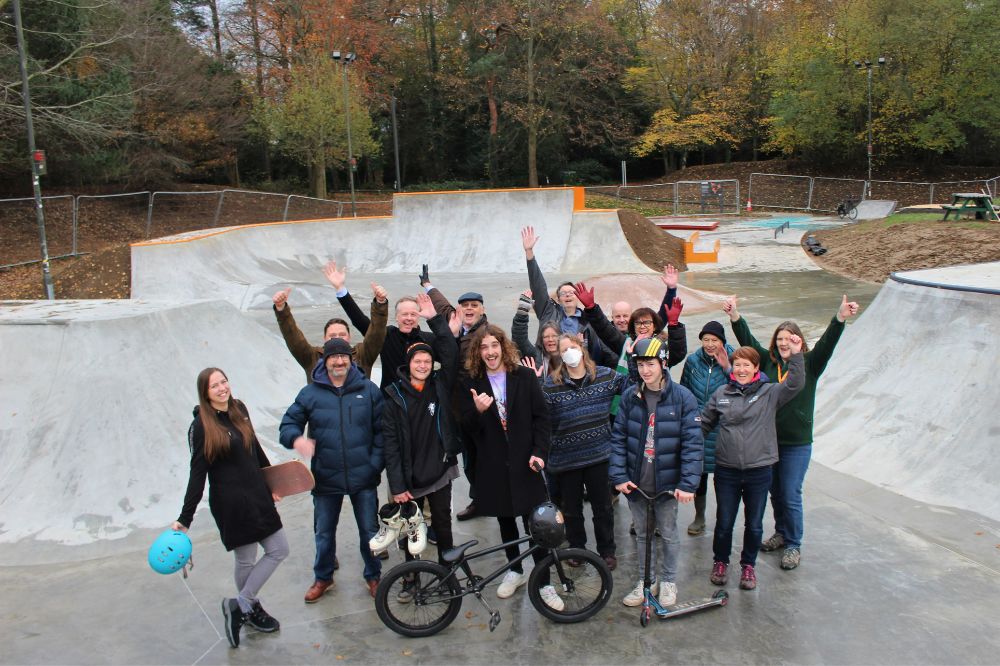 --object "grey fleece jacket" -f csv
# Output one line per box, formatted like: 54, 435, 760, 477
699, 352, 805, 470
